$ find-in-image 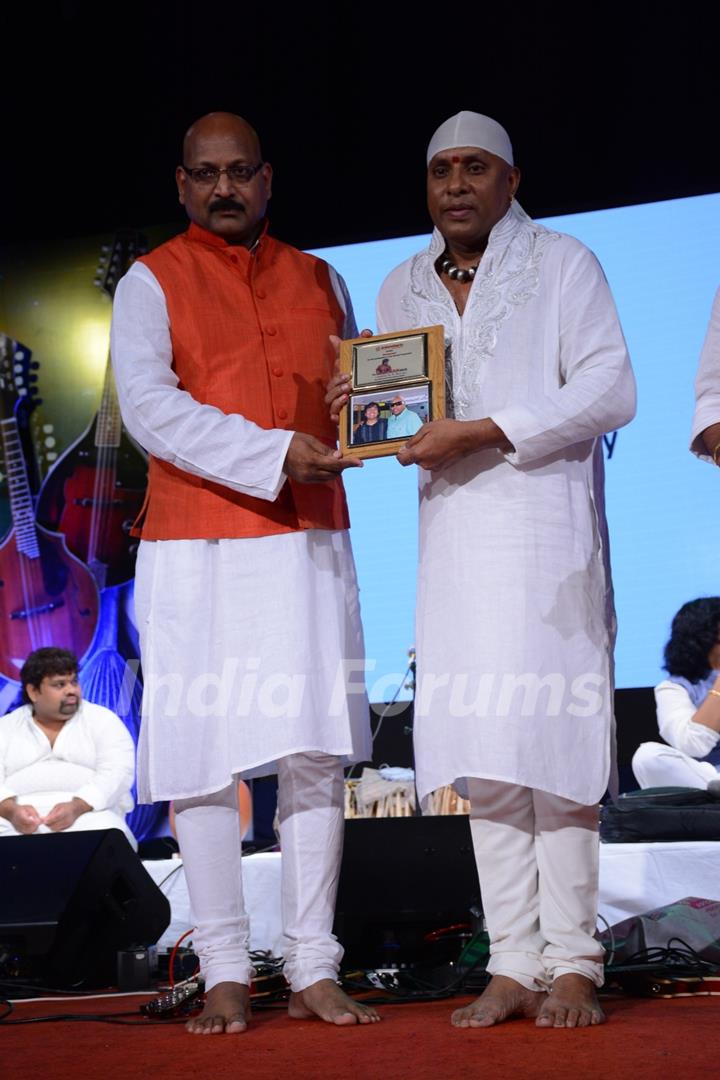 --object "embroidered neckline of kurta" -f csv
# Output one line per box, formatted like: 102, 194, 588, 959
402, 202, 561, 417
